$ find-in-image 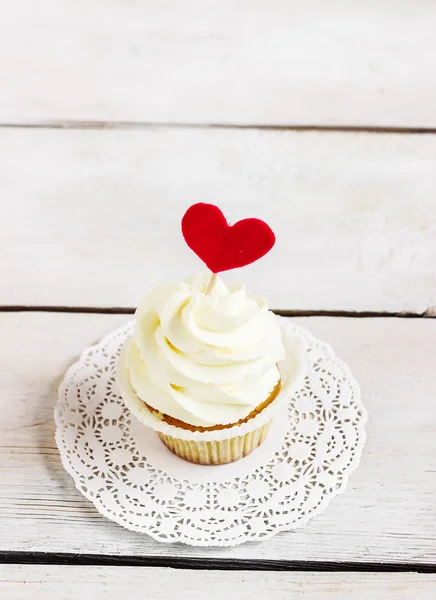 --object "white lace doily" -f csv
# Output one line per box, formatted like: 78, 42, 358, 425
55, 319, 366, 547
